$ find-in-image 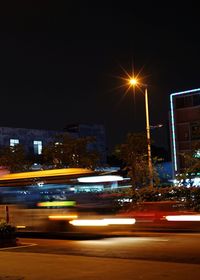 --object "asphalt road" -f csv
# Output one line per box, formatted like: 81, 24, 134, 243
4, 232, 200, 265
